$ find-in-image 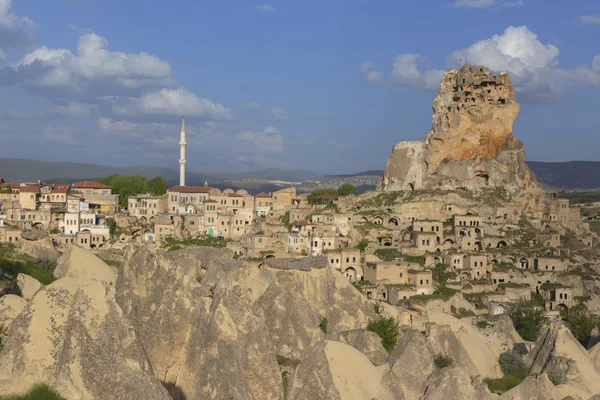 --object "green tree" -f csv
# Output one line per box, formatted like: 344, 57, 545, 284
307, 188, 338, 200
506, 300, 548, 341
356, 238, 369, 252
336, 183, 358, 196
106, 218, 117, 240
367, 316, 400, 353
564, 304, 600, 346
95, 174, 150, 208
147, 176, 168, 196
